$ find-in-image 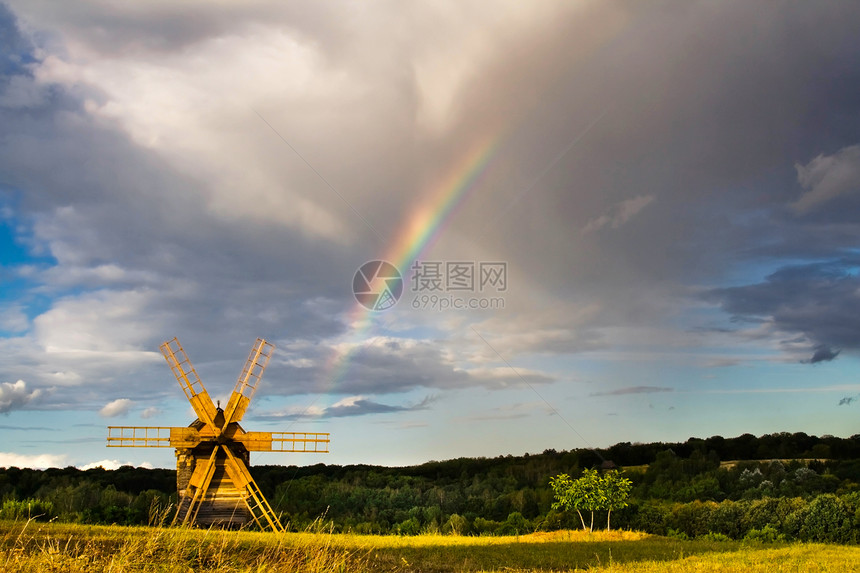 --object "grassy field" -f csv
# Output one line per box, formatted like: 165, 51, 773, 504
3, 519, 860, 572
